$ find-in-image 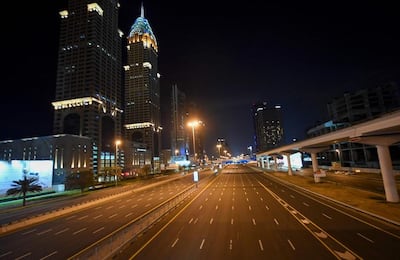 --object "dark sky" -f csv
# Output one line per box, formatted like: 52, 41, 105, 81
1, 1, 399, 156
